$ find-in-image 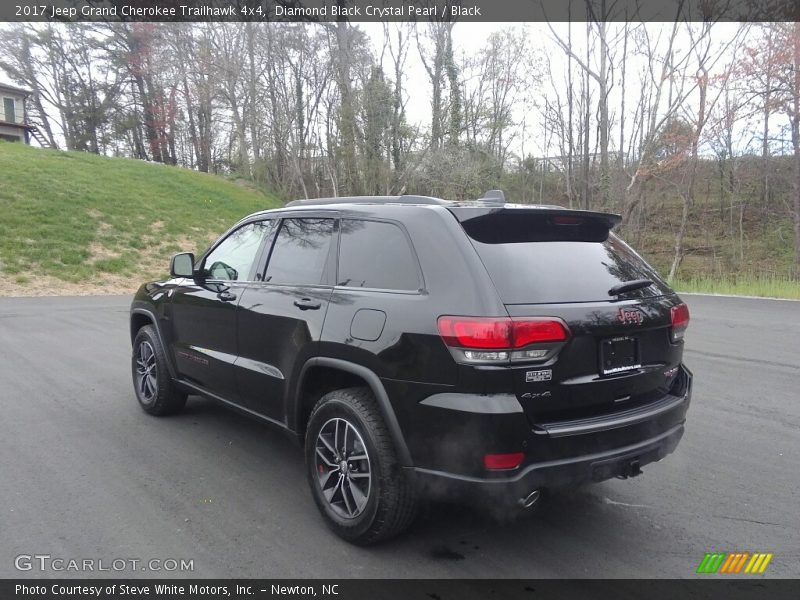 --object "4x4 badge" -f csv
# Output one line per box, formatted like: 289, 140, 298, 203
521, 391, 552, 399
617, 307, 644, 325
